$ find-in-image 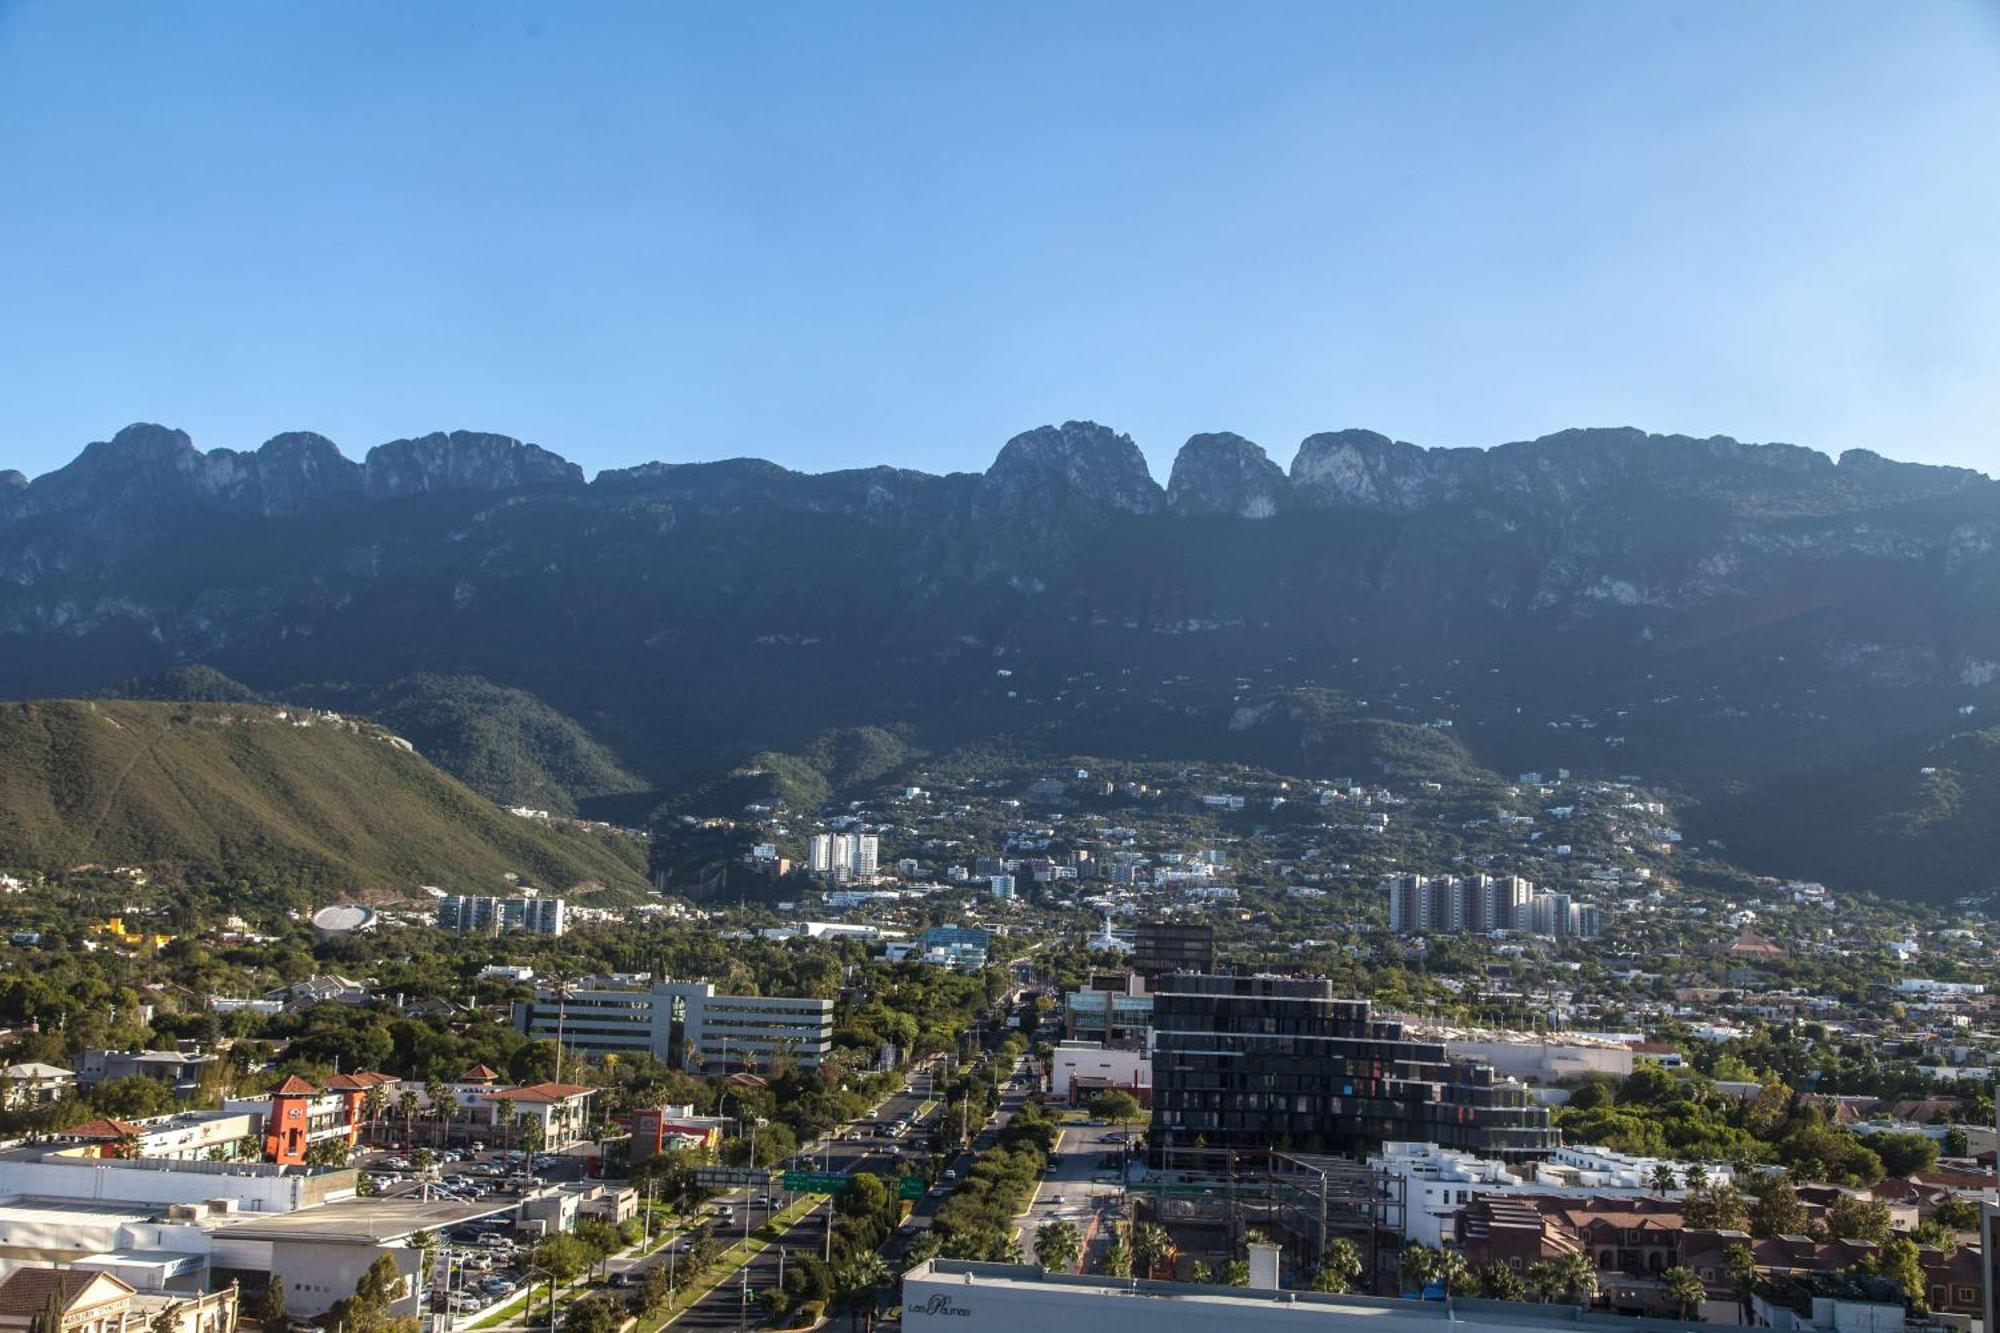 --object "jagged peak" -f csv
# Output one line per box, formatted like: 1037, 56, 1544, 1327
1169, 432, 1289, 518
362, 430, 584, 498
983, 420, 1164, 513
